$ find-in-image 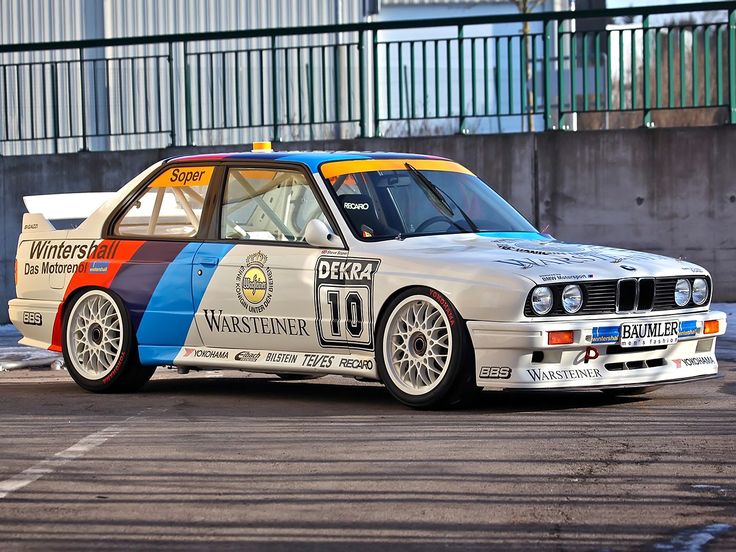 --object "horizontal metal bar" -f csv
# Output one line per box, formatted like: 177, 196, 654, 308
0, 2, 731, 53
